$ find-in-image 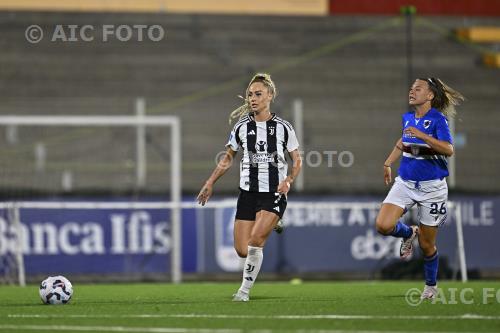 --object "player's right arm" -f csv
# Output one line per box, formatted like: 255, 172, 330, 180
383, 138, 403, 185
197, 148, 237, 206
